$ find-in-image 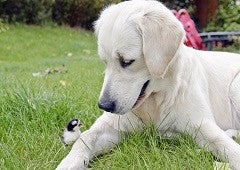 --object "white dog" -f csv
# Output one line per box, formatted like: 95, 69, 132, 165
57, 0, 240, 169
